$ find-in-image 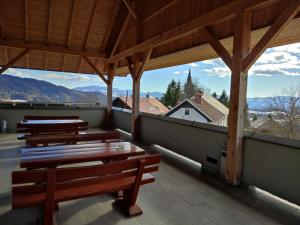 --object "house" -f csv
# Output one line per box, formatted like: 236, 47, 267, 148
166, 91, 229, 126
113, 95, 169, 115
